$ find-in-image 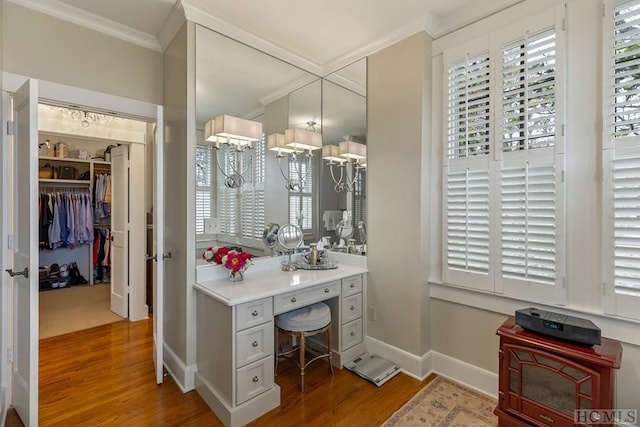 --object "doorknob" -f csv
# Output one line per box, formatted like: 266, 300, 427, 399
146, 254, 157, 261
162, 252, 172, 260
5, 267, 29, 278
